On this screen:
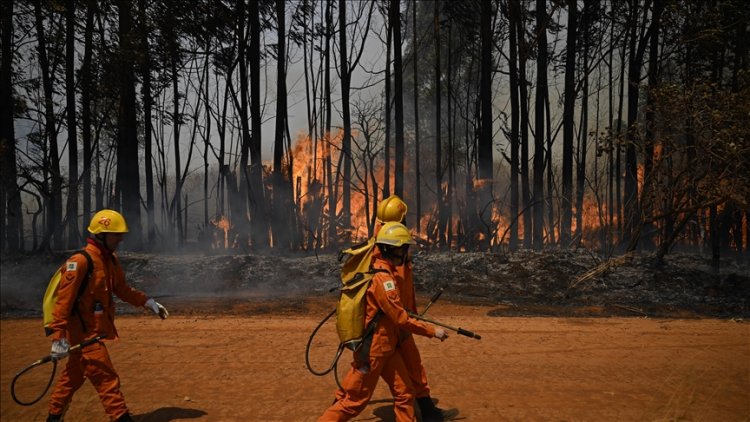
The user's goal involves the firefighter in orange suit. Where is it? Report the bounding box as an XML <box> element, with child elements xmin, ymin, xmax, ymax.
<box><xmin>46</xmin><ymin>209</ymin><xmax>168</xmax><ymax>422</ymax></box>
<box><xmin>319</xmin><ymin>222</ymin><xmax>448</xmax><ymax>422</ymax></box>
<box><xmin>374</xmin><ymin>195</ymin><xmax>447</xmax><ymax>421</ymax></box>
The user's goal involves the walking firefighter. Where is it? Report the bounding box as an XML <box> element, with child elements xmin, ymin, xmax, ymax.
<box><xmin>318</xmin><ymin>222</ymin><xmax>449</xmax><ymax>422</ymax></box>
<box><xmin>372</xmin><ymin>195</ymin><xmax>448</xmax><ymax>420</ymax></box>
<box><xmin>45</xmin><ymin>209</ymin><xmax>169</xmax><ymax>422</ymax></box>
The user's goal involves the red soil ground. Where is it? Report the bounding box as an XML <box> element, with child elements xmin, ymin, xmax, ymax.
<box><xmin>2</xmin><ymin>300</ymin><xmax>749</xmax><ymax>421</ymax></box>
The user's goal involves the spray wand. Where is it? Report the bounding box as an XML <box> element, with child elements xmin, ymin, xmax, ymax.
<box><xmin>420</xmin><ymin>287</ymin><xmax>444</xmax><ymax>316</ymax></box>
<box><xmin>409</xmin><ymin>312</ymin><xmax>482</xmax><ymax>340</ymax></box>
<box><xmin>412</xmin><ymin>287</ymin><xmax>482</xmax><ymax>340</ymax></box>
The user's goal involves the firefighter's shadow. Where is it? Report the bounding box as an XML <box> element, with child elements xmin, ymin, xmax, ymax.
<box><xmin>372</xmin><ymin>400</ymin><xmax>462</xmax><ymax>421</ymax></box>
<box><xmin>371</xmin><ymin>401</ymin><xmax>398</xmax><ymax>422</ymax></box>
<box><xmin>133</xmin><ymin>407</ymin><xmax>207</xmax><ymax>421</ymax></box>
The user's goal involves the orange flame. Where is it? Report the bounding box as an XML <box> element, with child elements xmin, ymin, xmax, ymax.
<box><xmin>210</xmin><ymin>215</ymin><xmax>232</xmax><ymax>249</ymax></box>
<box><xmin>286</xmin><ymin>132</ymin><xmax>636</xmax><ymax>250</ymax></box>
<box><xmin>289</xmin><ymin>130</ymin><xmax>394</xmax><ymax>245</ymax></box>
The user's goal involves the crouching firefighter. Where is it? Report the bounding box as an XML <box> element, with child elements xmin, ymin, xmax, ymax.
<box><xmin>46</xmin><ymin>209</ymin><xmax>169</xmax><ymax>422</ymax></box>
<box><xmin>318</xmin><ymin>222</ymin><xmax>449</xmax><ymax>422</ymax></box>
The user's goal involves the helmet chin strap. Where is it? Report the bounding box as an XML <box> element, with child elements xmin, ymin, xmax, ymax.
<box><xmin>93</xmin><ymin>233</ymin><xmax>114</xmax><ymax>252</ymax></box>
<box><xmin>378</xmin><ymin>244</ymin><xmax>407</xmax><ymax>266</ymax></box>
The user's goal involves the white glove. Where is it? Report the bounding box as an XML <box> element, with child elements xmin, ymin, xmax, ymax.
<box><xmin>51</xmin><ymin>338</ymin><xmax>70</xmax><ymax>360</ymax></box>
<box><xmin>145</xmin><ymin>298</ymin><xmax>169</xmax><ymax>319</ymax></box>
<box><xmin>434</xmin><ymin>328</ymin><xmax>448</xmax><ymax>341</ymax></box>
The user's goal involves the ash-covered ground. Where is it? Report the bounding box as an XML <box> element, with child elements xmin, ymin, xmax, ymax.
<box><xmin>1</xmin><ymin>249</ymin><xmax>748</xmax><ymax>319</ymax></box>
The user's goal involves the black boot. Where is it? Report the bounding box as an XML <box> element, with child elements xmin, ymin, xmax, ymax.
<box><xmin>46</xmin><ymin>414</ymin><xmax>63</xmax><ymax>422</ymax></box>
<box><xmin>115</xmin><ymin>413</ymin><xmax>134</xmax><ymax>422</ymax></box>
<box><xmin>417</xmin><ymin>397</ymin><xmax>445</xmax><ymax>422</ymax></box>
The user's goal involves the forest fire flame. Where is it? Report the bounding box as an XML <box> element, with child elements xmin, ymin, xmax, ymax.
<box><xmin>211</xmin><ymin>215</ymin><xmax>232</xmax><ymax>249</ymax></box>
<box><xmin>282</xmin><ymin>132</ymin><xmax>744</xmax><ymax>251</ymax></box>
<box><xmin>290</xmin><ymin>130</ymin><xmax>392</xmax><ymax>244</ymax></box>
<box><xmin>287</xmin><ymin>130</ymin><xmax>618</xmax><ymax>249</ymax></box>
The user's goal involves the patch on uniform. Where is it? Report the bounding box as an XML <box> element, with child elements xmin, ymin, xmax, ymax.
<box><xmin>66</xmin><ymin>261</ymin><xmax>78</xmax><ymax>272</ymax></box>
<box><xmin>383</xmin><ymin>280</ymin><xmax>396</xmax><ymax>292</ymax></box>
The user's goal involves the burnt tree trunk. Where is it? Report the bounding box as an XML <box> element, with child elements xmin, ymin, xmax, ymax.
<box><xmin>116</xmin><ymin>0</ymin><xmax>142</xmax><ymax>249</ymax></box>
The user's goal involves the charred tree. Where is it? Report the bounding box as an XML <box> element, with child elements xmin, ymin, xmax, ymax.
<box><xmin>392</xmin><ymin>0</ymin><xmax>405</xmax><ymax>198</ymax></box>
<box><xmin>615</xmin><ymin>13</ymin><xmax>628</xmax><ymax>242</ymax></box>
<box><xmin>516</xmin><ymin>0</ymin><xmax>532</xmax><ymax>249</ymax></box>
<box><xmin>477</xmin><ymin>0</ymin><xmax>494</xmax><ymax>249</ymax></box>
<box><xmin>575</xmin><ymin>0</ymin><xmax>596</xmax><ymax>245</ymax></box>
<box><xmin>434</xmin><ymin>0</ymin><xmax>447</xmax><ymax>248</ymax></box>
<box><xmin>606</xmin><ymin>6</ymin><xmax>616</xmax><ymax>252</ymax></box>
<box><xmin>272</xmin><ymin>0</ymin><xmax>292</xmax><ymax>249</ymax></box>
<box><xmin>64</xmin><ymin>0</ymin><xmax>80</xmax><ymax>248</ymax></box>
<box><xmin>202</xmin><ymin>35</ymin><xmax>210</xmax><ymax>233</ymax></box>
<box><xmin>532</xmin><ymin>0</ymin><xmax>548</xmax><ymax>250</ymax></box>
<box><xmin>445</xmin><ymin>20</ymin><xmax>455</xmax><ymax>249</ymax></box>
<box><xmin>642</xmin><ymin>0</ymin><xmax>664</xmax><ymax>251</ymax></box>
<box><xmin>238</xmin><ymin>0</ymin><xmax>252</xmax><ymax>248</ymax></box>
<box><xmin>137</xmin><ymin>0</ymin><xmax>156</xmax><ymax>244</ymax></box>
<box><xmin>507</xmin><ymin>0</ymin><xmax>521</xmax><ymax>251</ymax></box>
<box><xmin>80</xmin><ymin>0</ymin><xmax>96</xmax><ymax>240</ymax></box>
<box><xmin>412</xmin><ymin>0</ymin><xmax>422</xmax><ymax>233</ymax></box>
<box><xmin>338</xmin><ymin>0</ymin><xmax>352</xmax><ymax>236</ymax></box>
<box><xmin>324</xmin><ymin>0</ymin><xmax>335</xmax><ymax>248</ymax></box>
<box><xmin>383</xmin><ymin>6</ymin><xmax>391</xmax><ymax>198</ymax></box>
<box><xmin>1</xmin><ymin>0</ymin><xmax>22</xmax><ymax>251</ymax></box>
<box><xmin>166</xmin><ymin>0</ymin><xmax>184</xmax><ymax>246</ymax></box>
<box><xmin>249</xmin><ymin>0</ymin><xmax>269</xmax><ymax>249</ymax></box>
<box><xmin>561</xmin><ymin>0</ymin><xmax>577</xmax><ymax>247</ymax></box>
<box><xmin>116</xmin><ymin>0</ymin><xmax>142</xmax><ymax>249</ymax></box>
<box><xmin>622</xmin><ymin>0</ymin><xmax>651</xmax><ymax>251</ymax></box>
<box><xmin>34</xmin><ymin>0</ymin><xmax>63</xmax><ymax>250</ymax></box>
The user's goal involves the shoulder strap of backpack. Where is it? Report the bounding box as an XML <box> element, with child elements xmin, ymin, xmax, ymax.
<box><xmin>74</xmin><ymin>250</ymin><xmax>94</xmax><ymax>303</ymax></box>
<box><xmin>70</xmin><ymin>250</ymin><xmax>94</xmax><ymax>333</ymax></box>
<box><xmin>364</xmin><ymin>268</ymin><xmax>388</xmax><ymax>279</ymax></box>
<box><xmin>353</xmin><ymin>268</ymin><xmax>389</xmax><ymax>358</ymax></box>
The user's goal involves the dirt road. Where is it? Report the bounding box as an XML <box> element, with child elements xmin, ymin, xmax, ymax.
<box><xmin>2</xmin><ymin>302</ymin><xmax>748</xmax><ymax>421</ymax></box>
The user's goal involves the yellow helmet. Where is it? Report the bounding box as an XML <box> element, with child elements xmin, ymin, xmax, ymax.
<box><xmin>375</xmin><ymin>222</ymin><xmax>415</xmax><ymax>247</ymax></box>
<box><xmin>88</xmin><ymin>209</ymin><xmax>129</xmax><ymax>234</ymax></box>
<box><xmin>376</xmin><ymin>195</ymin><xmax>408</xmax><ymax>223</ymax></box>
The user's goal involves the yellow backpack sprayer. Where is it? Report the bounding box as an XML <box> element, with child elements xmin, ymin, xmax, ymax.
<box><xmin>12</xmin><ymin>250</ymin><xmax>99</xmax><ymax>406</ymax></box>
<box><xmin>305</xmin><ymin>242</ymin><xmax>481</xmax><ymax>388</ymax></box>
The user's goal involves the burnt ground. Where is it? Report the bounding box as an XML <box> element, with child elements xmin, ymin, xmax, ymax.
<box><xmin>1</xmin><ymin>249</ymin><xmax>748</xmax><ymax>319</ymax></box>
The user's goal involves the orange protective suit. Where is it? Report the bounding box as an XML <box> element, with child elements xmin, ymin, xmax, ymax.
<box><xmin>372</xmin><ymin>224</ymin><xmax>432</xmax><ymax>400</ymax></box>
<box><xmin>47</xmin><ymin>239</ymin><xmax>148</xmax><ymax>420</ymax></box>
<box><xmin>319</xmin><ymin>256</ymin><xmax>437</xmax><ymax>422</ymax></box>
<box><xmin>392</xmin><ymin>257</ymin><xmax>433</xmax><ymax>399</ymax></box>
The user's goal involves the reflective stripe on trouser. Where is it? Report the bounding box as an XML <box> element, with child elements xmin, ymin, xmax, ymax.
<box><xmin>48</xmin><ymin>342</ymin><xmax>128</xmax><ymax>420</ymax></box>
<box><xmin>321</xmin><ymin>352</ymin><xmax>415</xmax><ymax>422</ymax></box>
<box><xmin>398</xmin><ymin>334</ymin><xmax>431</xmax><ymax>398</ymax></box>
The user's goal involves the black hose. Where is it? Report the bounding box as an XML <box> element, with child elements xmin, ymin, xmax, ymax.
<box><xmin>11</xmin><ymin>336</ymin><xmax>103</xmax><ymax>406</ymax></box>
<box><xmin>305</xmin><ymin>308</ymin><xmax>345</xmax><ymax>377</ymax></box>
<box><xmin>11</xmin><ymin>357</ymin><xmax>57</xmax><ymax>406</ymax></box>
